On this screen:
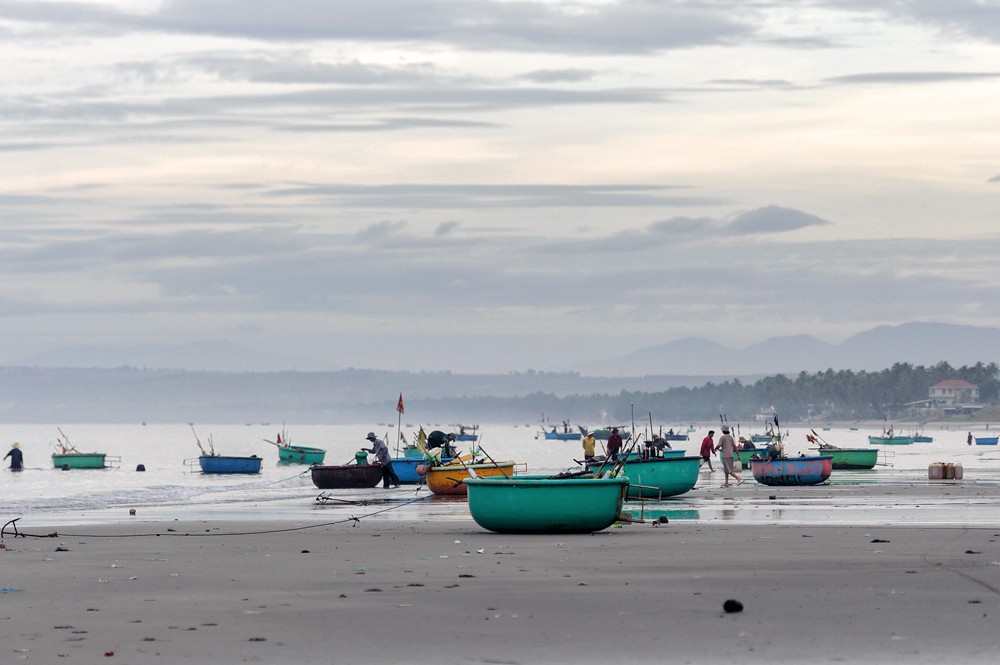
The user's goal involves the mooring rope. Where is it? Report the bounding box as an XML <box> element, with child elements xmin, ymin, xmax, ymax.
<box><xmin>2</xmin><ymin>493</ymin><xmax>436</xmax><ymax>540</ymax></box>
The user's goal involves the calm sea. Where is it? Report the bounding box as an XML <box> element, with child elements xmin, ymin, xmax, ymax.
<box><xmin>3</xmin><ymin>423</ymin><xmax>999</xmax><ymax>528</ymax></box>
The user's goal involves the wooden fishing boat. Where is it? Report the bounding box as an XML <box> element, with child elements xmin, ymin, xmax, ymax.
<box><xmin>811</xmin><ymin>447</ymin><xmax>878</xmax><ymax>470</ymax></box>
<box><xmin>276</xmin><ymin>444</ymin><xmax>326</xmax><ymax>465</ymax></box>
<box><xmin>664</xmin><ymin>432</ymin><xmax>689</xmax><ymax>442</ymax></box>
<box><xmin>867</xmin><ymin>435</ymin><xmax>913</xmax><ymax>445</ymax></box>
<box><xmin>455</xmin><ymin>425</ymin><xmax>479</xmax><ymax>442</ymax></box>
<box><xmin>310</xmin><ymin>464</ymin><xmax>383</xmax><ymax>489</ymax></box>
<box><xmin>975</xmin><ymin>436</ymin><xmax>999</xmax><ymax>445</ymax></box>
<box><xmin>199</xmin><ymin>455</ymin><xmax>262</xmax><ymax>474</ymax></box>
<box><xmin>52</xmin><ymin>452</ymin><xmax>108</xmax><ymax>469</ymax></box>
<box><xmin>911</xmin><ymin>434</ymin><xmax>934</xmax><ymax>443</ymax></box>
<box><xmin>588</xmin><ymin>456</ymin><xmax>700</xmax><ymax>499</ymax></box>
<box><xmin>750</xmin><ymin>455</ymin><xmax>833</xmax><ymax>486</ymax></box>
<box><xmin>425</xmin><ymin>460</ymin><xmax>517</xmax><ymax>496</ymax></box>
<box><xmin>464</xmin><ymin>474</ymin><xmax>628</xmax><ymax>533</ymax></box>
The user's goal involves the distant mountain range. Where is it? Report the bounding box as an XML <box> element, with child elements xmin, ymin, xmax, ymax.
<box><xmin>7</xmin><ymin>322</ymin><xmax>1000</xmax><ymax>378</ymax></box>
<box><xmin>573</xmin><ymin>322</ymin><xmax>1000</xmax><ymax>376</ymax></box>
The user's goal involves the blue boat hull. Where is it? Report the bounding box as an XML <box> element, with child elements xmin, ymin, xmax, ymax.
<box><xmin>391</xmin><ymin>456</ymin><xmax>455</xmax><ymax>484</ymax></box>
<box><xmin>199</xmin><ymin>455</ymin><xmax>262</xmax><ymax>474</ymax></box>
<box><xmin>750</xmin><ymin>455</ymin><xmax>833</xmax><ymax>486</ymax></box>
<box><xmin>975</xmin><ymin>437</ymin><xmax>998</xmax><ymax>445</ymax></box>
<box><xmin>544</xmin><ymin>431</ymin><xmax>582</xmax><ymax>440</ymax></box>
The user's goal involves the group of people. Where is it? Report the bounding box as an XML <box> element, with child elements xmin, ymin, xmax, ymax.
<box><xmin>581</xmin><ymin>427</ymin><xmax>625</xmax><ymax>463</ymax></box>
<box><xmin>699</xmin><ymin>426</ymin><xmax>744</xmax><ymax>487</ymax></box>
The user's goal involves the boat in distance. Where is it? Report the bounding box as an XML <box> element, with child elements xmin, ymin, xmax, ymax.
<box><xmin>868</xmin><ymin>435</ymin><xmax>913</xmax><ymax>445</ymax></box>
<box><xmin>52</xmin><ymin>452</ymin><xmax>110</xmax><ymax>470</ymax></box>
<box><xmin>542</xmin><ymin>428</ymin><xmax>582</xmax><ymax>441</ymax></box>
<box><xmin>277</xmin><ymin>445</ymin><xmax>326</xmax><ymax>465</ymax></box>
<box><xmin>464</xmin><ymin>474</ymin><xmax>628</xmax><ymax>534</ymax></box>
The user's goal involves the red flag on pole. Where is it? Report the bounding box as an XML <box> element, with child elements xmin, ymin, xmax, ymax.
<box><xmin>396</xmin><ymin>393</ymin><xmax>405</xmax><ymax>414</ymax></box>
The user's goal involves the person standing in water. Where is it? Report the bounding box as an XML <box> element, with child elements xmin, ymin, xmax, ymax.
<box><xmin>5</xmin><ymin>442</ymin><xmax>23</xmax><ymax>470</ymax></box>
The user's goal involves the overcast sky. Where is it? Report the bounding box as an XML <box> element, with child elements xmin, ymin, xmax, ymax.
<box><xmin>2</xmin><ymin>0</ymin><xmax>999</xmax><ymax>373</ymax></box>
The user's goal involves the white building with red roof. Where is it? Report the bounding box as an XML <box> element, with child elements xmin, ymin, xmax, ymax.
<box><xmin>929</xmin><ymin>379</ymin><xmax>980</xmax><ymax>407</ymax></box>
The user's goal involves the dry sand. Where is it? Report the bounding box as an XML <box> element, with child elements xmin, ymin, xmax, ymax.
<box><xmin>3</xmin><ymin>512</ymin><xmax>1000</xmax><ymax>665</ymax></box>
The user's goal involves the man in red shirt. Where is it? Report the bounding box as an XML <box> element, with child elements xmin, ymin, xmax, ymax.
<box><xmin>700</xmin><ymin>430</ymin><xmax>716</xmax><ymax>471</ymax></box>
<box><xmin>606</xmin><ymin>427</ymin><xmax>623</xmax><ymax>460</ymax></box>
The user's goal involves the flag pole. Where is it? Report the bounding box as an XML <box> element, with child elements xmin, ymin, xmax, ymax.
<box><xmin>395</xmin><ymin>393</ymin><xmax>405</xmax><ymax>456</ymax></box>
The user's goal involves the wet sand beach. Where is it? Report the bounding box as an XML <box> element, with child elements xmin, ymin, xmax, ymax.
<box><xmin>4</xmin><ymin>481</ymin><xmax>1000</xmax><ymax>665</ymax></box>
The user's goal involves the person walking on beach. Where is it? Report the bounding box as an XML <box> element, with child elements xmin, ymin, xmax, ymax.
<box><xmin>362</xmin><ymin>432</ymin><xmax>400</xmax><ymax>488</ymax></box>
<box><xmin>582</xmin><ymin>431</ymin><xmax>596</xmax><ymax>462</ymax></box>
<box><xmin>719</xmin><ymin>426</ymin><xmax>743</xmax><ymax>487</ymax></box>
<box><xmin>968</xmin><ymin>432</ymin><xmax>973</xmax><ymax>445</ymax></box>
<box><xmin>606</xmin><ymin>427</ymin><xmax>623</xmax><ymax>461</ymax></box>
<box><xmin>4</xmin><ymin>442</ymin><xmax>23</xmax><ymax>470</ymax></box>
<box><xmin>700</xmin><ymin>430</ymin><xmax>716</xmax><ymax>471</ymax></box>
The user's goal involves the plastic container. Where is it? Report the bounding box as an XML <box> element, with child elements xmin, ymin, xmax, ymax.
<box><xmin>954</xmin><ymin>463</ymin><xmax>964</xmax><ymax>480</ymax></box>
<box><xmin>943</xmin><ymin>463</ymin><xmax>955</xmax><ymax>480</ymax></box>
<box><xmin>928</xmin><ymin>462</ymin><xmax>944</xmax><ymax>480</ymax></box>
<box><xmin>354</xmin><ymin>451</ymin><xmax>369</xmax><ymax>466</ymax></box>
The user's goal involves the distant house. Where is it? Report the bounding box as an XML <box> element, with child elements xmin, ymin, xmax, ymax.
<box><xmin>929</xmin><ymin>380</ymin><xmax>980</xmax><ymax>407</ymax></box>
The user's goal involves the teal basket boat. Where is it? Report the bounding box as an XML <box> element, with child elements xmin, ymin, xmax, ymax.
<box><xmin>52</xmin><ymin>452</ymin><xmax>110</xmax><ymax>469</ymax></box>
<box><xmin>812</xmin><ymin>447</ymin><xmax>878</xmax><ymax>470</ymax></box>
<box><xmin>277</xmin><ymin>445</ymin><xmax>326</xmax><ymax>465</ymax></box>
<box><xmin>587</xmin><ymin>455</ymin><xmax>700</xmax><ymax>499</ymax></box>
<box><xmin>464</xmin><ymin>474</ymin><xmax>627</xmax><ymax>534</ymax></box>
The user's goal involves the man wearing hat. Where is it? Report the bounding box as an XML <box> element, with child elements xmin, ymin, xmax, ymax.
<box><xmin>362</xmin><ymin>432</ymin><xmax>400</xmax><ymax>488</ymax></box>
<box><xmin>718</xmin><ymin>425</ymin><xmax>743</xmax><ymax>487</ymax></box>
<box><xmin>5</xmin><ymin>442</ymin><xmax>23</xmax><ymax>470</ymax></box>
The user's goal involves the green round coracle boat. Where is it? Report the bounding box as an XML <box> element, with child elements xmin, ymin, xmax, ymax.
<box><xmin>587</xmin><ymin>455</ymin><xmax>700</xmax><ymax>499</ymax></box>
<box><xmin>812</xmin><ymin>447</ymin><xmax>878</xmax><ymax>470</ymax></box>
<box><xmin>52</xmin><ymin>452</ymin><xmax>107</xmax><ymax>469</ymax></box>
<box><xmin>464</xmin><ymin>474</ymin><xmax>628</xmax><ymax>533</ymax></box>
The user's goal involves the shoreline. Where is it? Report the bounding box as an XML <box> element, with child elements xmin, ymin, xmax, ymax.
<box><xmin>3</xmin><ymin>517</ymin><xmax>1000</xmax><ymax>664</ymax></box>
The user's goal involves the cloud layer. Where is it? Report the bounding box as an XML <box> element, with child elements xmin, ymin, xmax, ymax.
<box><xmin>1</xmin><ymin>1</ymin><xmax>999</xmax><ymax>372</ymax></box>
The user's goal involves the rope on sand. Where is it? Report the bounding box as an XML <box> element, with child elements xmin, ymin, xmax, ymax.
<box><xmin>2</xmin><ymin>494</ymin><xmax>436</xmax><ymax>540</ymax></box>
